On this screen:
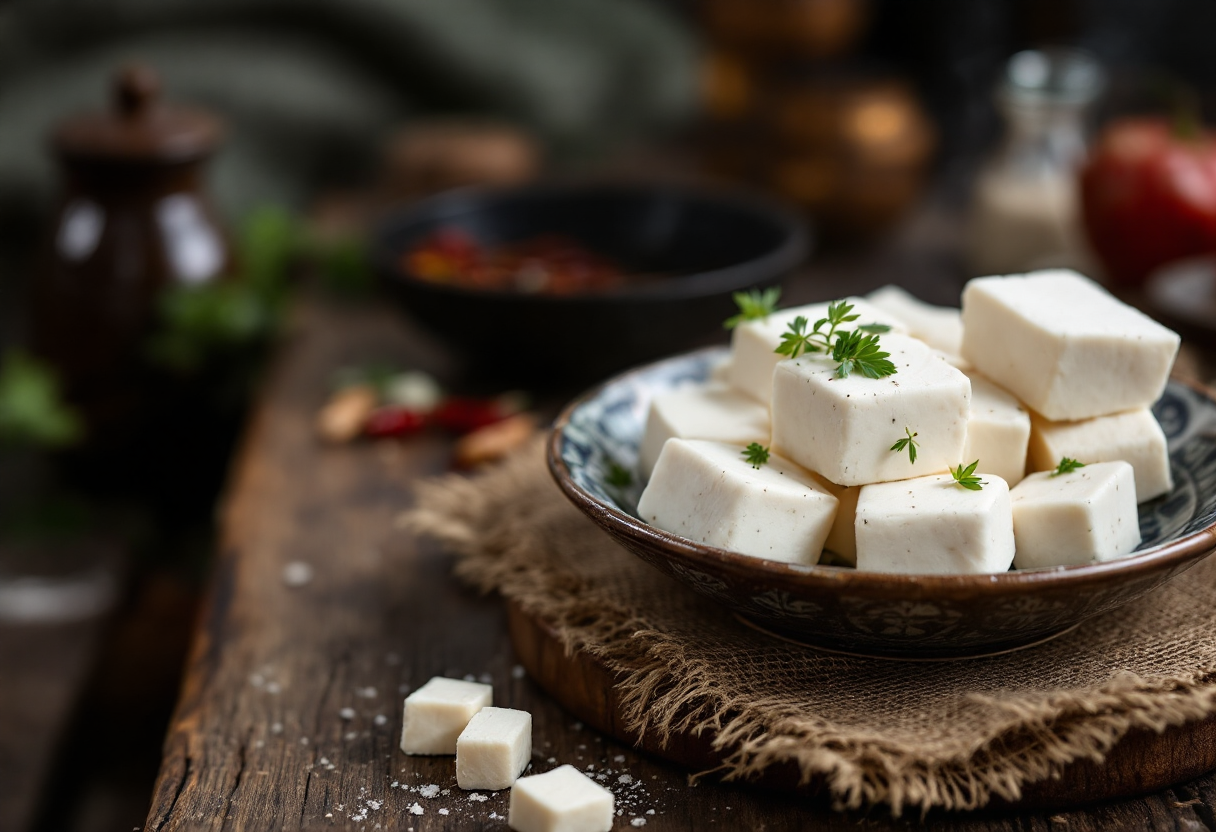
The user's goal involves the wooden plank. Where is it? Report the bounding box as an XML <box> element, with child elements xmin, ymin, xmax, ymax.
<box><xmin>144</xmin><ymin>299</ymin><xmax>1216</xmax><ymax>831</ymax></box>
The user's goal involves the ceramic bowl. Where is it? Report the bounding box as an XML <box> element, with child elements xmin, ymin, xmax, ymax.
<box><xmin>547</xmin><ymin>347</ymin><xmax>1216</xmax><ymax>659</ymax></box>
<box><xmin>374</xmin><ymin>182</ymin><xmax>808</xmax><ymax>387</ymax></box>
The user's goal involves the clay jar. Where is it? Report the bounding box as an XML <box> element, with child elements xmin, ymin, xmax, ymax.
<box><xmin>32</xmin><ymin>65</ymin><xmax>229</xmax><ymax>445</ymax></box>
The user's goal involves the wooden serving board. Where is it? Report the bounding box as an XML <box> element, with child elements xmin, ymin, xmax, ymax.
<box><xmin>506</xmin><ymin>598</ymin><xmax>1216</xmax><ymax>812</ymax></box>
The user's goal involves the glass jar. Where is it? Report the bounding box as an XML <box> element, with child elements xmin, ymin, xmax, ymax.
<box><xmin>965</xmin><ymin>48</ymin><xmax>1105</xmax><ymax>276</ymax></box>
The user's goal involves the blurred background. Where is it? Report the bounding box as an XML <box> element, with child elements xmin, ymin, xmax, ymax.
<box><xmin>0</xmin><ymin>0</ymin><xmax>1213</xmax><ymax>829</ymax></box>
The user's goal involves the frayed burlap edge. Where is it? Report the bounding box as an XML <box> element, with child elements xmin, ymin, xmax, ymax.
<box><xmin>401</xmin><ymin>443</ymin><xmax>1216</xmax><ymax>815</ymax></box>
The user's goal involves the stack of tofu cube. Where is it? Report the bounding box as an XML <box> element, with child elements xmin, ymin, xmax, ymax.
<box><xmin>637</xmin><ymin>270</ymin><xmax>1180</xmax><ymax>573</ymax></box>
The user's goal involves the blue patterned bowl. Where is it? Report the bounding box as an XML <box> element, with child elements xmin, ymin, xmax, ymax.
<box><xmin>547</xmin><ymin>347</ymin><xmax>1216</xmax><ymax>658</ymax></box>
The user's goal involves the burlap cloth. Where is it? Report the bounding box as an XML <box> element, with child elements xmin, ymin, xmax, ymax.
<box><xmin>403</xmin><ymin>441</ymin><xmax>1216</xmax><ymax>815</ymax></box>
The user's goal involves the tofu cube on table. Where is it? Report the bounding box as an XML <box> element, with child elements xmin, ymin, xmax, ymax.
<box><xmin>961</xmin><ymin>270</ymin><xmax>1180</xmax><ymax>422</ymax></box>
<box><xmin>400</xmin><ymin>676</ymin><xmax>492</xmax><ymax>755</ymax></box>
<box><xmin>637</xmin><ymin>439</ymin><xmax>838</xmax><ymax>566</ymax></box>
<box><xmin>638</xmin><ymin>382</ymin><xmax>770</xmax><ymax>478</ymax></box>
<box><xmin>855</xmin><ymin>473</ymin><xmax>1016</xmax><ymax>574</ymax></box>
<box><xmin>727</xmin><ymin>297</ymin><xmax>906</xmax><ymax>405</ymax></box>
<box><xmin>1011</xmin><ymin>461</ymin><xmax>1141</xmax><ymax>569</ymax></box>
<box><xmin>770</xmin><ymin>333</ymin><xmax>971</xmax><ymax>487</ymax></box>
<box><xmin>456</xmin><ymin>706</ymin><xmax>532</xmax><ymax>790</ymax></box>
<box><xmin>866</xmin><ymin>284</ymin><xmax>965</xmax><ymax>360</ymax></box>
<box><xmin>1027</xmin><ymin>408</ymin><xmax>1172</xmax><ymax>502</ymax></box>
<box><xmin>963</xmin><ymin>371</ymin><xmax>1031</xmax><ymax>487</ymax></box>
<box><xmin>508</xmin><ymin>765</ymin><xmax>614</xmax><ymax>832</ymax></box>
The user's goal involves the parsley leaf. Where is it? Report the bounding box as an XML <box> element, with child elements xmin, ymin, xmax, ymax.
<box><xmin>742</xmin><ymin>442</ymin><xmax>770</xmax><ymax>469</ymax></box>
<box><xmin>1051</xmin><ymin>457</ymin><xmax>1087</xmax><ymax>477</ymax></box>
<box><xmin>605</xmin><ymin>461</ymin><xmax>633</xmax><ymax>488</ymax></box>
<box><xmin>724</xmin><ymin>287</ymin><xmax>782</xmax><ymax>329</ymax></box>
<box><xmin>950</xmin><ymin>460</ymin><xmax>986</xmax><ymax>491</ymax></box>
<box><xmin>890</xmin><ymin>427</ymin><xmax>918</xmax><ymax>464</ymax></box>
<box><xmin>831</xmin><ymin>330</ymin><xmax>896</xmax><ymax>379</ymax></box>
<box><xmin>856</xmin><ymin>323</ymin><xmax>892</xmax><ymax>334</ymax></box>
<box><xmin>774</xmin><ymin>316</ymin><xmax>822</xmax><ymax>359</ymax></box>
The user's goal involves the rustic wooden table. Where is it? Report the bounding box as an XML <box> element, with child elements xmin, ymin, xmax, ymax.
<box><xmin>144</xmin><ymin>243</ymin><xmax>1216</xmax><ymax>831</ymax></box>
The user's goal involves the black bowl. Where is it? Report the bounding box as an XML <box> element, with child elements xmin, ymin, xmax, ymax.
<box><xmin>374</xmin><ymin>181</ymin><xmax>809</xmax><ymax>386</ymax></box>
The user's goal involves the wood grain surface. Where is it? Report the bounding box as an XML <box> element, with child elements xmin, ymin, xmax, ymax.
<box><xmin>143</xmin><ymin>299</ymin><xmax>1216</xmax><ymax>831</ymax></box>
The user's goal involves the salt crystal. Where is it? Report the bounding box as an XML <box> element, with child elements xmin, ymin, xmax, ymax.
<box><xmin>409</xmin><ymin>803</ymin><xmax>424</xmax><ymax>816</ymax></box>
<box><xmin>439</xmin><ymin>808</ymin><xmax>449</xmax><ymax>816</ymax></box>
<box><xmin>463</xmin><ymin>673</ymin><xmax>477</xmax><ymax>682</ymax></box>
<box><xmin>546</xmin><ymin>757</ymin><xmax>556</xmax><ymax>764</ymax></box>
<box><xmin>468</xmin><ymin>793</ymin><xmax>489</xmax><ymax>802</ymax></box>
<box><xmin>618</xmin><ymin>774</ymin><xmax>634</xmax><ymax>785</ymax></box>
<box><xmin>511</xmin><ymin>665</ymin><xmax>526</xmax><ymax>680</ymax></box>
<box><xmin>345</xmin><ymin>731</ymin><xmax>357</xmax><ymax>740</ymax></box>
<box><xmin>631</xmin><ymin>819</ymin><xmax>647</xmax><ymax>827</ymax></box>
<box><xmin>271</xmin><ymin>722</ymin><xmax>283</xmax><ymax>734</ymax></box>
<box><xmin>647</xmin><ymin>809</ymin><xmax>655</xmax><ymax>815</ymax></box>
<box><xmin>477</xmin><ymin>672</ymin><xmax>493</xmax><ymax>684</ymax></box>
<box><xmin>357</xmin><ymin>686</ymin><xmax>378</xmax><ymax>698</ymax></box>
<box><xmin>339</xmin><ymin>707</ymin><xmax>356</xmax><ymax>720</ymax></box>
<box><xmin>391</xmin><ymin>780</ymin><xmax>399</xmax><ymax>788</ymax></box>
<box><xmin>614</xmin><ymin>755</ymin><xmax>625</xmax><ymax>763</ymax></box>
<box><xmin>418</xmin><ymin>784</ymin><xmax>440</xmax><ymax>798</ymax></box>
<box><xmin>367</xmin><ymin>800</ymin><xmax>381</xmax><ymax>811</ymax></box>
<box><xmin>282</xmin><ymin>561</ymin><xmax>314</xmax><ymax>587</ymax></box>
<box><xmin>374</xmin><ymin>714</ymin><xmax>388</xmax><ymax>727</ymax></box>
<box><xmin>265</xmin><ymin>682</ymin><xmax>281</xmax><ymax>695</ymax></box>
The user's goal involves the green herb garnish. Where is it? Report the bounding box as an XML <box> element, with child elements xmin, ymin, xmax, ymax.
<box><xmin>950</xmin><ymin>460</ymin><xmax>986</xmax><ymax>491</ymax></box>
<box><xmin>724</xmin><ymin>287</ymin><xmax>782</xmax><ymax>329</ymax></box>
<box><xmin>0</xmin><ymin>350</ymin><xmax>83</xmax><ymax>448</ymax></box>
<box><xmin>606</xmin><ymin>462</ymin><xmax>633</xmax><ymax>488</ymax></box>
<box><xmin>1051</xmin><ymin>457</ymin><xmax>1087</xmax><ymax>477</ymax></box>
<box><xmin>890</xmin><ymin>427</ymin><xmax>919</xmax><ymax>464</ymax></box>
<box><xmin>742</xmin><ymin>442</ymin><xmax>770</xmax><ymax>469</ymax></box>
<box><xmin>773</xmin><ymin>300</ymin><xmax>896</xmax><ymax>379</ymax></box>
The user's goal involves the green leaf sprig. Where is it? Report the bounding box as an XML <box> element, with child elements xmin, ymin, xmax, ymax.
<box><xmin>724</xmin><ymin>287</ymin><xmax>781</xmax><ymax>329</ymax></box>
<box><xmin>773</xmin><ymin>300</ymin><xmax>895</xmax><ymax>379</ymax></box>
<box><xmin>1051</xmin><ymin>457</ymin><xmax>1087</xmax><ymax>477</ymax></box>
<box><xmin>606</xmin><ymin>461</ymin><xmax>633</xmax><ymax>488</ymax></box>
<box><xmin>950</xmin><ymin>460</ymin><xmax>986</xmax><ymax>491</ymax></box>
<box><xmin>742</xmin><ymin>442</ymin><xmax>770</xmax><ymax>469</ymax></box>
<box><xmin>890</xmin><ymin>427</ymin><xmax>918</xmax><ymax>464</ymax></box>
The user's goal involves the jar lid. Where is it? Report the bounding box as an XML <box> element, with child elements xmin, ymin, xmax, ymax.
<box><xmin>52</xmin><ymin>64</ymin><xmax>223</xmax><ymax>164</ymax></box>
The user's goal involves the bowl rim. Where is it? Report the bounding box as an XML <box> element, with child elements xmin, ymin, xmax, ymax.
<box><xmin>373</xmin><ymin>179</ymin><xmax>812</xmax><ymax>303</ymax></box>
<box><xmin>546</xmin><ymin>347</ymin><xmax>1216</xmax><ymax>597</ymax></box>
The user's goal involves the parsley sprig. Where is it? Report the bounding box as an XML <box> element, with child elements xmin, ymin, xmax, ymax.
<box><xmin>605</xmin><ymin>461</ymin><xmax>633</xmax><ymax>488</ymax></box>
<box><xmin>890</xmin><ymin>427</ymin><xmax>919</xmax><ymax>464</ymax></box>
<box><xmin>950</xmin><ymin>460</ymin><xmax>986</xmax><ymax>491</ymax></box>
<box><xmin>773</xmin><ymin>300</ymin><xmax>895</xmax><ymax>379</ymax></box>
<box><xmin>724</xmin><ymin>287</ymin><xmax>781</xmax><ymax>329</ymax></box>
<box><xmin>1051</xmin><ymin>457</ymin><xmax>1086</xmax><ymax>477</ymax></box>
<box><xmin>742</xmin><ymin>442</ymin><xmax>770</xmax><ymax>469</ymax></box>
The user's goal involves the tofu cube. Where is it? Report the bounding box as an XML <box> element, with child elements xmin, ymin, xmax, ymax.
<box><xmin>456</xmin><ymin>707</ymin><xmax>532</xmax><ymax>790</ymax></box>
<box><xmin>508</xmin><ymin>765</ymin><xmax>613</xmax><ymax>832</ymax></box>
<box><xmin>400</xmin><ymin>677</ymin><xmax>492</xmax><ymax>755</ymax></box>
<box><xmin>811</xmin><ymin>474</ymin><xmax>860</xmax><ymax>566</ymax></box>
<box><xmin>637</xmin><ymin>439</ymin><xmax>838</xmax><ymax>566</ymax></box>
<box><xmin>1011</xmin><ymin>462</ymin><xmax>1141</xmax><ymax>569</ymax></box>
<box><xmin>961</xmin><ymin>270</ymin><xmax>1180</xmax><ymax>421</ymax></box>
<box><xmin>963</xmin><ymin>371</ymin><xmax>1031</xmax><ymax>487</ymax></box>
<box><xmin>770</xmin><ymin>333</ymin><xmax>971</xmax><ymax>486</ymax></box>
<box><xmin>1027</xmin><ymin>408</ymin><xmax>1172</xmax><ymax>502</ymax></box>
<box><xmin>638</xmin><ymin>382</ymin><xmax>770</xmax><ymax>478</ymax></box>
<box><xmin>855</xmin><ymin>473</ymin><xmax>1016</xmax><ymax>574</ymax></box>
<box><xmin>727</xmin><ymin>297</ymin><xmax>906</xmax><ymax>405</ymax></box>
<box><xmin>866</xmin><ymin>284</ymin><xmax>964</xmax><ymax>360</ymax></box>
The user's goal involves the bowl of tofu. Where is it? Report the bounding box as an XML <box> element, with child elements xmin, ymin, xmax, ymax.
<box><xmin>547</xmin><ymin>270</ymin><xmax>1216</xmax><ymax>659</ymax></box>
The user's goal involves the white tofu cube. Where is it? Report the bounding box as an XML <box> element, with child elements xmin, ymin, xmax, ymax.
<box><xmin>456</xmin><ymin>707</ymin><xmax>532</xmax><ymax>790</ymax></box>
<box><xmin>400</xmin><ymin>677</ymin><xmax>492</xmax><ymax>755</ymax></box>
<box><xmin>727</xmin><ymin>297</ymin><xmax>906</xmax><ymax>405</ymax></box>
<box><xmin>961</xmin><ymin>270</ymin><xmax>1180</xmax><ymax>421</ymax></box>
<box><xmin>770</xmin><ymin>333</ymin><xmax>971</xmax><ymax>486</ymax></box>
<box><xmin>855</xmin><ymin>473</ymin><xmax>1016</xmax><ymax>574</ymax></box>
<box><xmin>810</xmin><ymin>474</ymin><xmax>860</xmax><ymax>565</ymax></box>
<box><xmin>508</xmin><ymin>765</ymin><xmax>613</xmax><ymax>832</ymax></box>
<box><xmin>1027</xmin><ymin>408</ymin><xmax>1172</xmax><ymax>502</ymax></box>
<box><xmin>1011</xmin><ymin>462</ymin><xmax>1141</xmax><ymax>569</ymax></box>
<box><xmin>638</xmin><ymin>382</ymin><xmax>770</xmax><ymax>478</ymax></box>
<box><xmin>708</xmin><ymin>355</ymin><xmax>732</xmax><ymax>382</ymax></box>
<box><xmin>963</xmin><ymin>371</ymin><xmax>1031</xmax><ymax>487</ymax></box>
<box><xmin>866</xmin><ymin>284</ymin><xmax>964</xmax><ymax>359</ymax></box>
<box><xmin>637</xmin><ymin>439</ymin><xmax>838</xmax><ymax>565</ymax></box>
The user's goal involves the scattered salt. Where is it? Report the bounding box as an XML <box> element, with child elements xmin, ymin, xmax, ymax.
<box><xmin>618</xmin><ymin>774</ymin><xmax>634</xmax><ymax>785</ymax></box>
<box><xmin>409</xmin><ymin>803</ymin><xmax>424</xmax><ymax>816</ymax></box>
<box><xmin>614</xmin><ymin>755</ymin><xmax>626</xmax><ymax>763</ymax></box>
<box><xmin>438</xmin><ymin>808</ymin><xmax>449</xmax><ymax>816</ymax></box>
<box><xmin>468</xmin><ymin>793</ymin><xmax>488</xmax><ymax>802</ymax></box>
<box><xmin>270</xmin><ymin>722</ymin><xmax>283</xmax><ymax>735</ymax></box>
<box><xmin>344</xmin><ymin>731</ymin><xmax>357</xmax><ymax>740</ymax></box>
<box><xmin>477</xmin><ymin>672</ymin><xmax>493</xmax><ymax>684</ymax></box>
<box><xmin>265</xmin><ymin>682</ymin><xmax>281</xmax><ymax>695</ymax></box>
<box><xmin>463</xmin><ymin>673</ymin><xmax>477</xmax><ymax>682</ymax></box>
<box><xmin>646</xmin><ymin>809</ymin><xmax>655</xmax><ymax>815</ymax></box>
<box><xmin>339</xmin><ymin>707</ymin><xmax>356</xmax><ymax>720</ymax></box>
<box><xmin>366</xmin><ymin>800</ymin><xmax>381</xmax><ymax>811</ymax></box>
<box><xmin>631</xmin><ymin>819</ymin><xmax>647</xmax><ymax>827</ymax></box>
<box><xmin>357</xmin><ymin>686</ymin><xmax>378</xmax><ymax>698</ymax></box>
<box><xmin>418</xmin><ymin>784</ymin><xmax>440</xmax><ymax>798</ymax></box>
<box><xmin>374</xmin><ymin>714</ymin><xmax>388</xmax><ymax>727</ymax></box>
<box><xmin>511</xmin><ymin>665</ymin><xmax>526</xmax><ymax>680</ymax></box>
